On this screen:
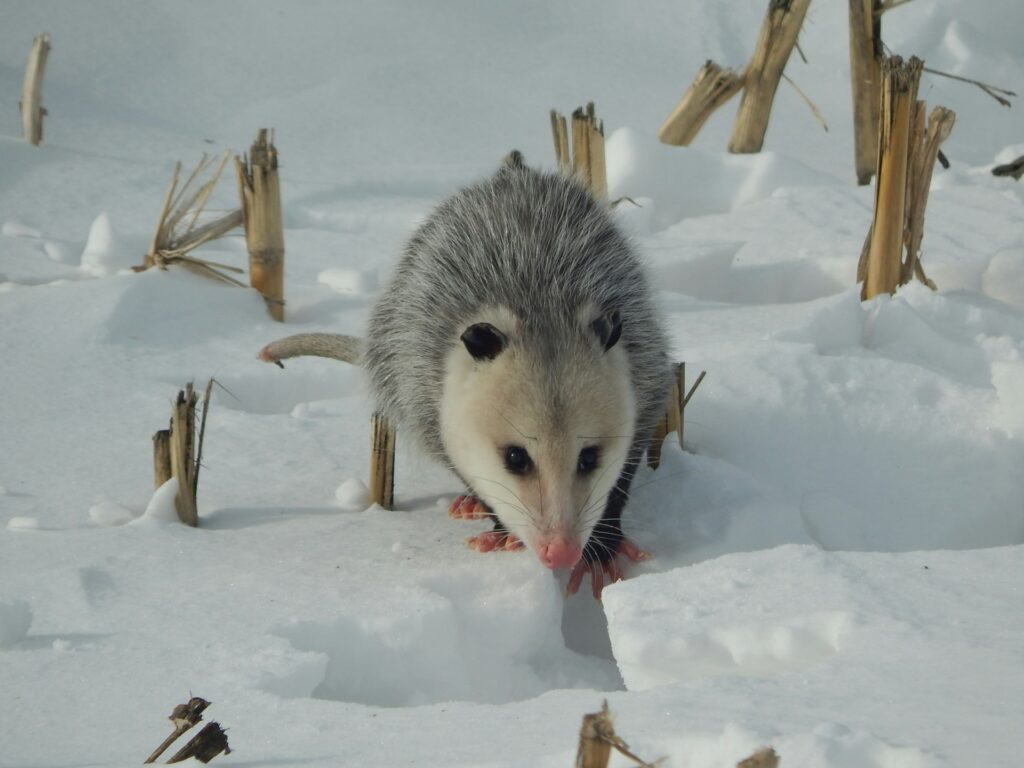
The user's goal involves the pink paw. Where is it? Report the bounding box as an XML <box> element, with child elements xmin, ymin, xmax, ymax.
<box><xmin>566</xmin><ymin>537</ymin><xmax>649</xmax><ymax>599</ymax></box>
<box><xmin>448</xmin><ymin>494</ymin><xmax>491</xmax><ymax>520</ymax></box>
<box><xmin>466</xmin><ymin>529</ymin><xmax>525</xmax><ymax>553</ymax></box>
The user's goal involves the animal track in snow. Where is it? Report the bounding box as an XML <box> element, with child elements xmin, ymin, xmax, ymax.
<box><xmin>265</xmin><ymin>572</ymin><xmax>622</xmax><ymax>707</ymax></box>
<box><xmin>611</xmin><ymin>611</ymin><xmax>852</xmax><ymax>690</ymax></box>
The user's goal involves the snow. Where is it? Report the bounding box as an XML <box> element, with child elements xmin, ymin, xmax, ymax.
<box><xmin>0</xmin><ymin>598</ymin><xmax>32</xmax><ymax>647</ymax></box>
<box><xmin>2</xmin><ymin>1</ymin><xmax>1024</xmax><ymax>767</ymax></box>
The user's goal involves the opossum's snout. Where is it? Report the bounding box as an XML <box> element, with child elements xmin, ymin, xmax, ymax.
<box><xmin>537</xmin><ymin>534</ymin><xmax>583</xmax><ymax>569</ymax></box>
<box><xmin>497</xmin><ymin>442</ymin><xmax>596</xmax><ymax>569</ymax></box>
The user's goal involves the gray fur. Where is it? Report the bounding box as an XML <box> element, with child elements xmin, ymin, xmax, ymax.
<box><xmin>363</xmin><ymin>161</ymin><xmax>671</xmax><ymax>467</ymax></box>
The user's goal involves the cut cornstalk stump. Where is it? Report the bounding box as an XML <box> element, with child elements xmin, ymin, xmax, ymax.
<box><xmin>859</xmin><ymin>55</ymin><xmax>920</xmax><ymax>298</ymax></box>
<box><xmin>144</xmin><ymin>696</ymin><xmax>210</xmax><ymax>764</ymax></box>
<box><xmin>992</xmin><ymin>155</ymin><xmax>1024</xmax><ymax>180</ymax></box>
<box><xmin>647</xmin><ymin>362</ymin><xmax>706</xmax><ymax>469</ymax></box>
<box><xmin>679</xmin><ymin>363</ymin><xmax>707</xmax><ymax>451</ymax></box>
<box><xmin>167</xmin><ymin>721</ymin><xmax>230</xmax><ymax>764</ymax></box>
<box><xmin>237</xmin><ymin>129</ymin><xmax>285</xmax><ymax>321</ymax></box>
<box><xmin>858</xmin><ymin>56</ymin><xmax>954</xmax><ymax>301</ymax></box>
<box><xmin>572</xmin><ymin>108</ymin><xmax>594</xmax><ymax>190</ymax></box>
<box><xmin>902</xmin><ymin>105</ymin><xmax>954</xmax><ymax>288</ymax></box>
<box><xmin>169</xmin><ymin>385</ymin><xmax>200</xmax><ymax>527</ymax></box>
<box><xmin>151</xmin><ymin>381</ymin><xmax>214</xmax><ymax>527</ymax></box>
<box><xmin>550</xmin><ymin>110</ymin><xmax>572</xmax><ymax>173</ymax></box>
<box><xmin>737</xmin><ymin>746</ymin><xmax>781</xmax><ymax>768</ymax></box>
<box><xmin>728</xmin><ymin>0</ymin><xmax>813</xmax><ymax>154</ymax></box>
<box><xmin>369</xmin><ymin>412</ymin><xmax>396</xmax><ymax>510</ymax></box>
<box><xmin>665</xmin><ymin>363</ymin><xmax>683</xmax><ymax>444</ymax></box>
<box><xmin>848</xmin><ymin>0</ymin><xmax>883</xmax><ymax>184</ymax></box>
<box><xmin>658</xmin><ymin>60</ymin><xmax>745</xmax><ymax>146</ymax></box>
<box><xmin>552</xmin><ymin>104</ymin><xmax>607</xmax><ymax>200</ymax></box>
<box><xmin>575</xmin><ymin>700</ymin><xmax>659</xmax><ymax>768</ymax></box>
<box><xmin>588</xmin><ymin>113</ymin><xmax>608</xmax><ymax>201</ymax></box>
<box><xmin>153</xmin><ymin>430</ymin><xmax>172</xmax><ymax>489</ymax></box>
<box><xmin>20</xmin><ymin>33</ymin><xmax>51</xmax><ymax>146</ymax></box>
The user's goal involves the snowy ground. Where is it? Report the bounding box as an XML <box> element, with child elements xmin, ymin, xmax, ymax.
<box><xmin>2</xmin><ymin>2</ymin><xmax>1024</xmax><ymax>767</ymax></box>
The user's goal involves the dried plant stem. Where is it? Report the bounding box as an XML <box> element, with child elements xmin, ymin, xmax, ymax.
<box><xmin>729</xmin><ymin>0</ymin><xmax>813</xmax><ymax>153</ymax></box>
<box><xmin>144</xmin><ymin>696</ymin><xmax>210</xmax><ymax>764</ymax></box>
<box><xmin>658</xmin><ymin>60</ymin><xmax>745</xmax><ymax>146</ymax></box>
<box><xmin>575</xmin><ymin>701</ymin><xmax>659</xmax><ymax>768</ymax></box>
<box><xmin>142</xmin><ymin>152</ymin><xmax>244</xmax><ymax>280</ymax></box>
<box><xmin>153</xmin><ymin>430</ymin><xmax>172</xmax><ymax>489</ymax></box>
<box><xmin>922</xmin><ymin>65</ymin><xmax>1015</xmax><ymax>107</ymax></box>
<box><xmin>737</xmin><ymin>747</ymin><xmax>781</xmax><ymax>768</ymax></box>
<box><xmin>781</xmin><ymin>72</ymin><xmax>829</xmax><ymax>132</ymax></box>
<box><xmin>552</xmin><ymin>104</ymin><xmax>607</xmax><ymax>200</ymax></box>
<box><xmin>861</xmin><ymin>56</ymin><xmax>921</xmax><ymax>299</ymax></box>
<box><xmin>169</xmin><ymin>384</ymin><xmax>199</xmax><ymax>527</ymax></box>
<box><xmin>20</xmin><ymin>33</ymin><xmax>51</xmax><ymax>145</ymax></box>
<box><xmin>167</xmin><ymin>722</ymin><xmax>230</xmax><ymax>763</ymax></box>
<box><xmin>992</xmin><ymin>155</ymin><xmax>1024</xmax><ymax>180</ymax></box>
<box><xmin>550</xmin><ymin>110</ymin><xmax>572</xmax><ymax>173</ymax></box>
<box><xmin>859</xmin><ymin>57</ymin><xmax>953</xmax><ymax>300</ymax></box>
<box><xmin>848</xmin><ymin>0</ymin><xmax>883</xmax><ymax>184</ymax></box>
<box><xmin>237</xmin><ymin>129</ymin><xmax>286</xmax><ymax>321</ymax></box>
<box><xmin>876</xmin><ymin>0</ymin><xmax>917</xmax><ymax>14</ymax></box>
<box><xmin>369</xmin><ymin>413</ymin><xmax>396</xmax><ymax>510</ymax></box>
<box><xmin>902</xmin><ymin>105</ymin><xmax>955</xmax><ymax>287</ymax></box>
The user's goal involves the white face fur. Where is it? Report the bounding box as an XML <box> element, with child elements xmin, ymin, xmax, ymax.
<box><xmin>439</xmin><ymin>307</ymin><xmax>637</xmax><ymax>567</ymax></box>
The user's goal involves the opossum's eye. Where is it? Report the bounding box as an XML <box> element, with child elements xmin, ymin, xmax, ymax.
<box><xmin>591</xmin><ymin>310</ymin><xmax>622</xmax><ymax>352</ymax></box>
<box><xmin>461</xmin><ymin>323</ymin><xmax>507</xmax><ymax>361</ymax></box>
<box><xmin>503</xmin><ymin>445</ymin><xmax>533</xmax><ymax>475</ymax></box>
<box><xmin>577</xmin><ymin>446</ymin><xmax>600</xmax><ymax>475</ymax></box>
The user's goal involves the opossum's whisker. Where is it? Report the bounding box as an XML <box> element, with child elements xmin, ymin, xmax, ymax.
<box><xmin>468</xmin><ymin>475</ymin><xmax>539</xmax><ymax>528</ymax></box>
<box><xmin>588</xmin><ymin>516</ymin><xmax>657</xmax><ymax>532</ymax></box>
<box><xmin>627</xmin><ymin>467</ymin><xmax>689</xmax><ymax>495</ymax></box>
<box><xmin>576</xmin><ymin>465</ymin><xmax>689</xmax><ymax>541</ymax></box>
<box><xmin>536</xmin><ymin>469</ymin><xmax>544</xmax><ymax>522</ymax></box>
<box><xmin>583</xmin><ymin>534</ymin><xmax>618</xmax><ymax>563</ymax></box>
<box><xmin>573</xmin><ymin>455</ymin><xmax>629</xmax><ymax>536</ymax></box>
<box><xmin>574</xmin><ymin>417</ymin><xmax>636</xmax><ymax>443</ymax></box>
<box><xmin>577</xmin><ymin>462</ymin><xmax>630</xmax><ymax>528</ymax></box>
<box><xmin>497</xmin><ymin>410</ymin><xmax>536</xmax><ymax>443</ymax></box>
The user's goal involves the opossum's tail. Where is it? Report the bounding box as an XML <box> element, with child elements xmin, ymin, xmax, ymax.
<box><xmin>259</xmin><ymin>333</ymin><xmax>364</xmax><ymax>367</ymax></box>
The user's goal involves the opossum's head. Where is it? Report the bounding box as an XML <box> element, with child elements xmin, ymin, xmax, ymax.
<box><xmin>440</xmin><ymin>306</ymin><xmax>637</xmax><ymax>570</ymax></box>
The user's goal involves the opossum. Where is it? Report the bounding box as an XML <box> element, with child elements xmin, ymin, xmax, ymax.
<box><xmin>260</xmin><ymin>153</ymin><xmax>671</xmax><ymax>597</ymax></box>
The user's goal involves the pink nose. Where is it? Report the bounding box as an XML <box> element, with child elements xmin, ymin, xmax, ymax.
<box><xmin>538</xmin><ymin>536</ymin><xmax>583</xmax><ymax>569</ymax></box>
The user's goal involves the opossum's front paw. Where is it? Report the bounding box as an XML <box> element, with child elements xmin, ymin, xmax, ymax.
<box><xmin>448</xmin><ymin>494</ymin><xmax>491</xmax><ymax>520</ymax></box>
<box><xmin>566</xmin><ymin>538</ymin><xmax>649</xmax><ymax>599</ymax></box>
<box><xmin>466</xmin><ymin>530</ymin><xmax>525</xmax><ymax>553</ymax></box>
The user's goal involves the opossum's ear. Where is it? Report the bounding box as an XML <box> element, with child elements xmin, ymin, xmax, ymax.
<box><xmin>461</xmin><ymin>323</ymin><xmax>508</xmax><ymax>361</ymax></box>
<box><xmin>591</xmin><ymin>310</ymin><xmax>622</xmax><ymax>352</ymax></box>
<box><xmin>501</xmin><ymin>150</ymin><xmax>526</xmax><ymax>170</ymax></box>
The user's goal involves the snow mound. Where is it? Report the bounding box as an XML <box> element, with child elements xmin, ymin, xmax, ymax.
<box><xmin>982</xmin><ymin>247</ymin><xmax>1024</xmax><ymax>310</ymax></box>
<box><xmin>334</xmin><ymin>478</ymin><xmax>370</xmax><ymax>510</ymax></box>
<box><xmin>132</xmin><ymin>478</ymin><xmax>183</xmax><ymax>526</ymax></box>
<box><xmin>604</xmin><ymin>545</ymin><xmax>1024</xmax><ymax>752</ymax></box>
<box><xmin>3</xmin><ymin>220</ymin><xmax>41</xmax><ymax>238</ymax></box>
<box><xmin>89</xmin><ymin>499</ymin><xmax>137</xmax><ymax>527</ymax></box>
<box><xmin>318</xmin><ymin>267</ymin><xmax>379</xmax><ymax>295</ymax></box>
<box><xmin>7</xmin><ymin>517</ymin><xmax>41</xmax><ymax>531</ymax></box>
<box><xmin>79</xmin><ymin>212</ymin><xmax>130</xmax><ymax>276</ymax></box>
<box><xmin>0</xmin><ymin>599</ymin><xmax>32</xmax><ymax>647</ymax></box>
<box><xmin>606</xmin><ymin>127</ymin><xmax>841</xmax><ymax>230</ymax></box>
